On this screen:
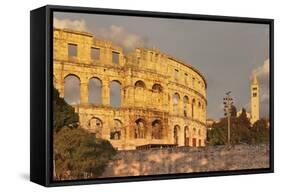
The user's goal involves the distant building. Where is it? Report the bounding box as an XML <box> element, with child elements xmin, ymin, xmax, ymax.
<box><xmin>237</xmin><ymin>73</ymin><xmax>260</xmax><ymax>125</ymax></box>
<box><xmin>236</xmin><ymin>110</ymin><xmax>251</xmax><ymax>119</ymax></box>
<box><xmin>206</xmin><ymin>119</ymin><xmax>215</xmax><ymax>129</ymax></box>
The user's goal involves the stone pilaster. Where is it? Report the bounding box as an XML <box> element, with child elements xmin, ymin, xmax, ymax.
<box><xmin>102</xmin><ymin>80</ymin><xmax>110</xmax><ymax>106</ymax></box>
<box><xmin>80</xmin><ymin>79</ymin><xmax>88</xmax><ymax>104</ymax></box>
<box><xmin>178</xmin><ymin>127</ymin><xmax>185</xmax><ymax>146</ymax></box>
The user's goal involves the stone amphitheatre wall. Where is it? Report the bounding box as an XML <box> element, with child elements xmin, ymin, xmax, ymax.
<box><xmin>53</xmin><ymin>28</ymin><xmax>208</xmax><ymax>150</ymax></box>
<box><xmin>101</xmin><ymin>144</ymin><xmax>270</xmax><ymax>177</ymax></box>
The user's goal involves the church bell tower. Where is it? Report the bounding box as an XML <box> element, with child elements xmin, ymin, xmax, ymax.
<box><xmin>251</xmin><ymin>73</ymin><xmax>260</xmax><ymax>124</ymax></box>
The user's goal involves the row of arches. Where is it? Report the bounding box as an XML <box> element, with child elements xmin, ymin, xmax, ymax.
<box><xmin>172</xmin><ymin>92</ymin><xmax>205</xmax><ymax>119</ymax></box>
<box><xmin>87</xmin><ymin>116</ymin><xmax>203</xmax><ymax>146</ymax></box>
<box><xmin>62</xmin><ymin>75</ymin><xmax>164</xmax><ymax>107</ymax></box>
<box><xmin>135</xmin><ymin>80</ymin><xmax>163</xmax><ymax>92</ymax></box>
<box><xmin>172</xmin><ymin>94</ymin><xmax>204</xmax><ymax>108</ymax></box>
<box><xmin>173</xmin><ymin>125</ymin><xmax>203</xmax><ymax>146</ymax></box>
<box><xmin>61</xmin><ymin>75</ymin><xmax>205</xmax><ymax>120</ymax></box>
<box><xmin>87</xmin><ymin>117</ymin><xmax>165</xmax><ymax>140</ymax></box>
<box><xmin>134</xmin><ymin>118</ymin><xmax>163</xmax><ymax>139</ymax></box>
<box><xmin>63</xmin><ymin>75</ymin><xmax>121</xmax><ymax>107</ymax></box>
<box><xmin>88</xmin><ymin>117</ymin><xmax>123</xmax><ymax>140</ymax></box>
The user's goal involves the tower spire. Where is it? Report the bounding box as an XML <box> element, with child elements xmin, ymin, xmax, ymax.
<box><xmin>252</xmin><ymin>72</ymin><xmax>258</xmax><ymax>85</ymax></box>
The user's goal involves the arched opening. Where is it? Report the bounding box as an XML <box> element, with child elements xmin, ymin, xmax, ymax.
<box><xmin>88</xmin><ymin>117</ymin><xmax>103</xmax><ymax>138</ymax></box>
<box><xmin>134</xmin><ymin>80</ymin><xmax>146</xmax><ymax>105</ymax></box>
<box><xmin>192</xmin><ymin>77</ymin><xmax>195</xmax><ymax>88</ymax></box>
<box><xmin>64</xmin><ymin>74</ymin><xmax>80</xmax><ymax>105</ymax></box>
<box><xmin>174</xmin><ymin>125</ymin><xmax>180</xmax><ymax>145</ymax></box>
<box><xmin>152</xmin><ymin>83</ymin><xmax>162</xmax><ymax>93</ymax></box>
<box><xmin>110</xmin><ymin>119</ymin><xmax>123</xmax><ymax>140</ymax></box>
<box><xmin>173</xmin><ymin>93</ymin><xmax>180</xmax><ymax>112</ymax></box>
<box><xmin>152</xmin><ymin>84</ymin><xmax>163</xmax><ymax>106</ymax></box>
<box><xmin>184</xmin><ymin>126</ymin><xmax>189</xmax><ymax>146</ymax></box>
<box><xmin>151</xmin><ymin>119</ymin><xmax>163</xmax><ymax>139</ymax></box>
<box><xmin>135</xmin><ymin>80</ymin><xmax>146</xmax><ymax>89</ymax></box>
<box><xmin>110</xmin><ymin>80</ymin><xmax>121</xmax><ymax>107</ymax></box>
<box><xmin>192</xmin><ymin>98</ymin><xmax>196</xmax><ymax>118</ymax></box>
<box><xmin>135</xmin><ymin>118</ymin><xmax>146</xmax><ymax>139</ymax></box>
<box><xmin>192</xmin><ymin>127</ymin><xmax>196</xmax><ymax>147</ymax></box>
<box><xmin>183</xmin><ymin>95</ymin><xmax>189</xmax><ymax>117</ymax></box>
<box><xmin>193</xmin><ymin>127</ymin><xmax>196</xmax><ymax>136</ymax></box>
<box><xmin>198</xmin><ymin>101</ymin><xmax>201</xmax><ymax>120</ymax></box>
<box><xmin>88</xmin><ymin>77</ymin><xmax>102</xmax><ymax>105</ymax></box>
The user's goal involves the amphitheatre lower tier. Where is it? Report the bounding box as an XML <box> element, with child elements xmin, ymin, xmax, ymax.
<box><xmin>72</xmin><ymin>104</ymin><xmax>206</xmax><ymax>150</ymax></box>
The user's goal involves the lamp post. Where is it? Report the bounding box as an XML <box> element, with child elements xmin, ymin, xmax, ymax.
<box><xmin>223</xmin><ymin>91</ymin><xmax>233</xmax><ymax>145</ymax></box>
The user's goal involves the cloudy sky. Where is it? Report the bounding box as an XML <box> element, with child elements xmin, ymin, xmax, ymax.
<box><xmin>54</xmin><ymin>12</ymin><xmax>270</xmax><ymax>120</ymax></box>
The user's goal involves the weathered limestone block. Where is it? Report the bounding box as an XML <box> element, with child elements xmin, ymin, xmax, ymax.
<box><xmin>101</xmin><ymin>144</ymin><xmax>269</xmax><ymax>177</ymax></box>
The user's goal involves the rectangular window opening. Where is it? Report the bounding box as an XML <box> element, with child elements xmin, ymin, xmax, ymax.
<box><xmin>184</xmin><ymin>73</ymin><xmax>188</xmax><ymax>84</ymax></box>
<box><xmin>112</xmin><ymin>51</ymin><xmax>120</xmax><ymax>64</ymax></box>
<box><xmin>68</xmin><ymin>43</ymin><xmax>77</xmax><ymax>57</ymax></box>
<box><xmin>192</xmin><ymin>77</ymin><xmax>195</xmax><ymax>87</ymax></box>
<box><xmin>91</xmin><ymin>47</ymin><xmax>100</xmax><ymax>60</ymax></box>
<box><xmin>174</xmin><ymin>69</ymin><xmax>179</xmax><ymax>80</ymax></box>
<box><xmin>150</xmin><ymin>52</ymin><xmax>153</xmax><ymax>62</ymax></box>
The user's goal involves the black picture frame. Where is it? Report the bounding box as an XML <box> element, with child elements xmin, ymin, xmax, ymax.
<box><xmin>30</xmin><ymin>5</ymin><xmax>274</xmax><ymax>187</ymax></box>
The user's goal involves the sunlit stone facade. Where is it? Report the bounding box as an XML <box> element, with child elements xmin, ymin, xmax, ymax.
<box><xmin>53</xmin><ymin>28</ymin><xmax>207</xmax><ymax>150</ymax></box>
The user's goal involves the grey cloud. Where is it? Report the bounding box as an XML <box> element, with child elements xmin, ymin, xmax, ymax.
<box><xmin>254</xmin><ymin>59</ymin><xmax>270</xmax><ymax>118</ymax></box>
<box><xmin>54</xmin><ymin>17</ymin><xmax>89</xmax><ymax>32</ymax></box>
<box><xmin>95</xmin><ymin>25</ymin><xmax>149</xmax><ymax>52</ymax></box>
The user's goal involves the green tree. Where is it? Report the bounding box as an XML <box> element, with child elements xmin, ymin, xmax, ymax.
<box><xmin>231</xmin><ymin>108</ymin><xmax>252</xmax><ymax>144</ymax></box>
<box><xmin>54</xmin><ymin>127</ymin><xmax>116</xmax><ymax>180</ymax></box>
<box><xmin>53</xmin><ymin>88</ymin><xmax>79</xmax><ymax>132</ymax></box>
<box><xmin>237</xmin><ymin>108</ymin><xmax>251</xmax><ymax>128</ymax></box>
<box><xmin>207</xmin><ymin>107</ymin><xmax>269</xmax><ymax>146</ymax></box>
<box><xmin>230</xmin><ymin>105</ymin><xmax>237</xmax><ymax>117</ymax></box>
<box><xmin>250</xmin><ymin>119</ymin><xmax>269</xmax><ymax>144</ymax></box>
<box><xmin>52</xmin><ymin>87</ymin><xmax>117</xmax><ymax>180</ymax></box>
<box><xmin>207</xmin><ymin>119</ymin><xmax>228</xmax><ymax>145</ymax></box>
<box><xmin>208</xmin><ymin>107</ymin><xmax>251</xmax><ymax>145</ymax></box>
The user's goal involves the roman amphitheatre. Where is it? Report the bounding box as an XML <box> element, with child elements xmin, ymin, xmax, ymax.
<box><xmin>53</xmin><ymin>28</ymin><xmax>207</xmax><ymax>150</ymax></box>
